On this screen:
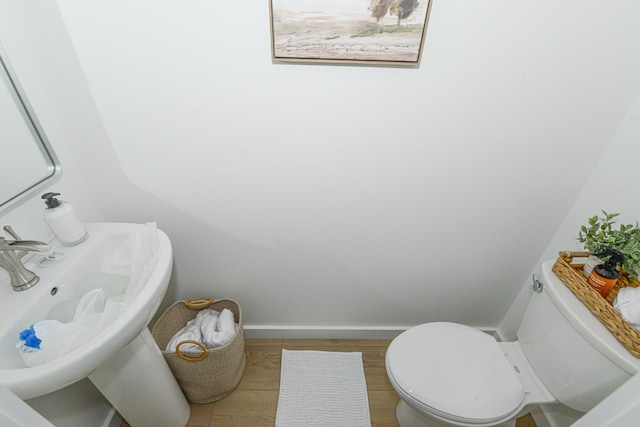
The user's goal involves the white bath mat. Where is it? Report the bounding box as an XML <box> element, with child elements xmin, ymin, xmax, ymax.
<box><xmin>275</xmin><ymin>349</ymin><xmax>371</xmax><ymax>427</ymax></box>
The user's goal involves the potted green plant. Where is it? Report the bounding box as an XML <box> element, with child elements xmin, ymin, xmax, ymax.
<box><xmin>578</xmin><ymin>210</ymin><xmax>640</xmax><ymax>280</ymax></box>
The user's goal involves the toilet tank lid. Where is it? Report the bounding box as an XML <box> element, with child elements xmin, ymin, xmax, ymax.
<box><xmin>386</xmin><ymin>322</ymin><xmax>525</xmax><ymax>423</ymax></box>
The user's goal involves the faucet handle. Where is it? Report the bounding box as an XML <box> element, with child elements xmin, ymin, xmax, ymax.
<box><xmin>5</xmin><ymin>240</ymin><xmax>51</xmax><ymax>252</ymax></box>
<box><xmin>1</xmin><ymin>226</ymin><xmax>50</xmax><ymax>256</ymax></box>
<box><xmin>3</xmin><ymin>225</ymin><xmax>21</xmax><ymax>240</ymax></box>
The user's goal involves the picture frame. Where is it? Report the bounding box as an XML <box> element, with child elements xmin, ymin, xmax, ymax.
<box><xmin>269</xmin><ymin>0</ymin><xmax>433</xmax><ymax>67</ymax></box>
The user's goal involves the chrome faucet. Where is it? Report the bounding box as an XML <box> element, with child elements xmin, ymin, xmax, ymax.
<box><xmin>0</xmin><ymin>225</ymin><xmax>51</xmax><ymax>291</ymax></box>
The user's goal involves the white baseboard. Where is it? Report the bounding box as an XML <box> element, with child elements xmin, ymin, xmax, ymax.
<box><xmin>244</xmin><ymin>325</ymin><xmax>410</xmax><ymax>339</ymax></box>
<box><xmin>244</xmin><ymin>325</ymin><xmax>498</xmax><ymax>340</ymax></box>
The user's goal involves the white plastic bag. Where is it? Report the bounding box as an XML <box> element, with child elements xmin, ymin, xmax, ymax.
<box><xmin>123</xmin><ymin>222</ymin><xmax>160</xmax><ymax>304</ymax></box>
<box><xmin>17</xmin><ymin>223</ymin><xmax>160</xmax><ymax>367</ymax></box>
<box><xmin>18</xmin><ymin>289</ymin><xmax>126</xmax><ymax>366</ymax></box>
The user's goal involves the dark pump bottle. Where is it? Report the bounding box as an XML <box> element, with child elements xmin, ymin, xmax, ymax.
<box><xmin>587</xmin><ymin>249</ymin><xmax>624</xmax><ymax>298</ymax></box>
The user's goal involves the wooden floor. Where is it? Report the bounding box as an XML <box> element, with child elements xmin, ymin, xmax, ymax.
<box><xmin>125</xmin><ymin>339</ymin><xmax>536</xmax><ymax>427</ymax></box>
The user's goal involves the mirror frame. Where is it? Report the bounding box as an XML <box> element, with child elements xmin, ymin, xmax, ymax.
<box><xmin>0</xmin><ymin>44</ymin><xmax>61</xmax><ymax>214</ymax></box>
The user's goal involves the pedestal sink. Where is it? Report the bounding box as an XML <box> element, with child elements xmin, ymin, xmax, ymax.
<box><xmin>0</xmin><ymin>223</ymin><xmax>190</xmax><ymax>427</ymax></box>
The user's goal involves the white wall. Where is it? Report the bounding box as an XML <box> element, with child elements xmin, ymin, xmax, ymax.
<box><xmin>2</xmin><ymin>1</ymin><xmax>640</xmax><ymax>426</ymax></box>
<box><xmin>51</xmin><ymin>0</ymin><xmax>640</xmax><ymax>332</ymax></box>
<box><xmin>2</xmin><ymin>0</ymin><xmax>640</xmax><ymax>361</ymax></box>
<box><xmin>0</xmin><ymin>0</ymin><xmax>104</xmax><ymax>233</ymax></box>
<box><xmin>499</xmin><ymin>91</ymin><xmax>640</xmax><ymax>340</ymax></box>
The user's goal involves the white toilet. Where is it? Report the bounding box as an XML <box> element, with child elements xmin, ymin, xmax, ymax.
<box><xmin>385</xmin><ymin>260</ymin><xmax>640</xmax><ymax>427</ymax></box>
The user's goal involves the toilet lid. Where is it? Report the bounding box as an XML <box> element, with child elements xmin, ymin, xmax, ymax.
<box><xmin>386</xmin><ymin>322</ymin><xmax>525</xmax><ymax>423</ymax></box>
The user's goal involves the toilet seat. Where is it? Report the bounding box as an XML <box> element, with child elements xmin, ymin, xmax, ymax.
<box><xmin>386</xmin><ymin>322</ymin><xmax>525</xmax><ymax>425</ymax></box>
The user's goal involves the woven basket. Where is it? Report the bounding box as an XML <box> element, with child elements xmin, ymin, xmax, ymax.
<box><xmin>552</xmin><ymin>251</ymin><xmax>640</xmax><ymax>358</ymax></box>
<box><xmin>151</xmin><ymin>298</ymin><xmax>246</xmax><ymax>403</ymax></box>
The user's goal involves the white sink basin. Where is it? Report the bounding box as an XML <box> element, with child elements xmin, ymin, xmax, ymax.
<box><xmin>0</xmin><ymin>223</ymin><xmax>173</xmax><ymax>399</ymax></box>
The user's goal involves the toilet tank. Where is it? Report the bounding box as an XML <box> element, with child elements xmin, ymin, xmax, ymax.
<box><xmin>517</xmin><ymin>260</ymin><xmax>640</xmax><ymax>413</ymax></box>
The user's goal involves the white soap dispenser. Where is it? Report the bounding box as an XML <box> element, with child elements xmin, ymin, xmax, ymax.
<box><xmin>41</xmin><ymin>192</ymin><xmax>88</xmax><ymax>246</ymax></box>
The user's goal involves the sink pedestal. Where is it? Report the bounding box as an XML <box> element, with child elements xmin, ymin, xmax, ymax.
<box><xmin>89</xmin><ymin>328</ymin><xmax>190</xmax><ymax>427</ymax></box>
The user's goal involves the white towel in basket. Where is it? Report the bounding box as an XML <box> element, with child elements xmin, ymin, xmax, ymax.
<box><xmin>203</xmin><ymin>309</ymin><xmax>236</xmax><ymax>348</ymax></box>
<box><xmin>166</xmin><ymin>318</ymin><xmax>203</xmax><ymax>352</ymax></box>
<box><xmin>166</xmin><ymin>308</ymin><xmax>238</xmax><ymax>351</ymax></box>
<box><xmin>614</xmin><ymin>287</ymin><xmax>640</xmax><ymax>330</ymax></box>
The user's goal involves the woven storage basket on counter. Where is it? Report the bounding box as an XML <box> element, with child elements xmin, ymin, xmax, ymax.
<box><xmin>552</xmin><ymin>251</ymin><xmax>640</xmax><ymax>358</ymax></box>
<box><xmin>151</xmin><ymin>298</ymin><xmax>246</xmax><ymax>403</ymax></box>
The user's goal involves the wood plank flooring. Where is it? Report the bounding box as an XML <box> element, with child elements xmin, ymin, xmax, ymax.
<box><xmin>124</xmin><ymin>339</ymin><xmax>536</xmax><ymax>427</ymax></box>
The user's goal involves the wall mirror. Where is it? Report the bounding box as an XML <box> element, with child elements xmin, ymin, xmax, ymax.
<box><xmin>0</xmin><ymin>44</ymin><xmax>61</xmax><ymax>213</ymax></box>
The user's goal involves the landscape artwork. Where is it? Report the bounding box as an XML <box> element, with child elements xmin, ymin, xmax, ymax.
<box><xmin>270</xmin><ymin>0</ymin><xmax>433</xmax><ymax>66</ymax></box>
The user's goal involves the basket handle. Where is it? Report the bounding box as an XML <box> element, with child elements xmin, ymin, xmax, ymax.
<box><xmin>175</xmin><ymin>340</ymin><xmax>208</xmax><ymax>362</ymax></box>
<box><xmin>559</xmin><ymin>251</ymin><xmax>590</xmax><ymax>261</ymax></box>
<box><xmin>185</xmin><ymin>297</ymin><xmax>214</xmax><ymax>309</ymax></box>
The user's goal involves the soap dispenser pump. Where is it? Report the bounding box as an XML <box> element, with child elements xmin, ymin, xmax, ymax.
<box><xmin>587</xmin><ymin>249</ymin><xmax>624</xmax><ymax>298</ymax></box>
<box><xmin>41</xmin><ymin>192</ymin><xmax>88</xmax><ymax>246</ymax></box>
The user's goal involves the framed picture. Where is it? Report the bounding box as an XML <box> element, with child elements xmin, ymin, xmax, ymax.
<box><xmin>269</xmin><ymin>0</ymin><xmax>433</xmax><ymax>67</ymax></box>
